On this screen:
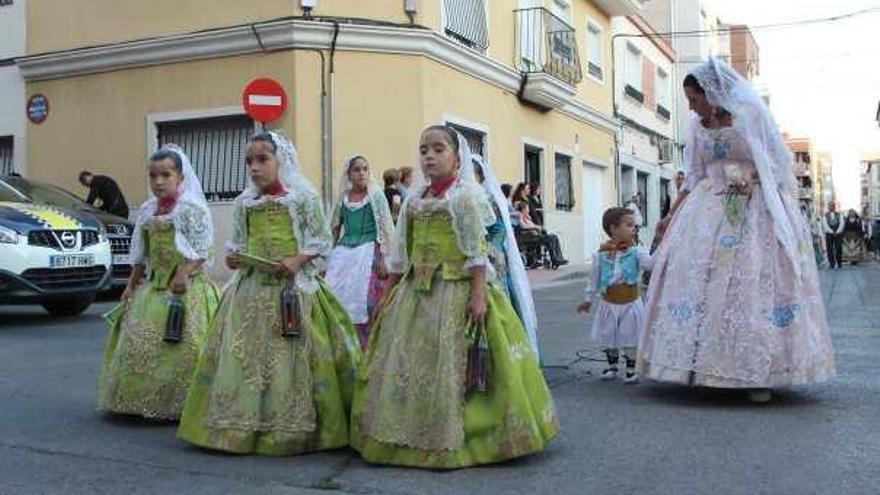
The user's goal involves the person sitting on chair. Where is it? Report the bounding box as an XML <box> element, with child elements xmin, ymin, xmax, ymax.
<box><xmin>514</xmin><ymin>201</ymin><xmax>568</xmax><ymax>268</ymax></box>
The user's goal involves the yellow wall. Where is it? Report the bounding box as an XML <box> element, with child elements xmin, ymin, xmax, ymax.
<box><xmin>572</xmin><ymin>2</ymin><xmax>614</xmax><ymax>115</ymax></box>
<box><xmin>328</xmin><ymin>52</ymin><xmax>426</xmax><ymax>183</ymax></box>
<box><xmin>26</xmin><ymin>45</ymin><xmax>615</xmax><ymax>265</ymax></box>
<box><xmin>26</xmin><ymin>52</ymin><xmax>299</xmax><ymax>204</ymax></box>
<box><xmin>419</xmin><ymin>59</ymin><xmax>615</xmax><ymax>214</ymax></box>
<box><xmin>27</xmin><ymin>0</ymin><xmax>293</xmax><ymax>54</ymax></box>
<box><xmin>26</xmin><ymin>46</ymin><xmax>614</xmax><ymax>209</ymax></box>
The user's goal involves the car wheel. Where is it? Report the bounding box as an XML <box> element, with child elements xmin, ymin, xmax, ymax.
<box><xmin>42</xmin><ymin>295</ymin><xmax>95</xmax><ymax>317</ymax></box>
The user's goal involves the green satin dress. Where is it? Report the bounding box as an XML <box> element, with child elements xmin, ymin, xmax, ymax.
<box><xmin>350</xmin><ymin>205</ymin><xmax>558</xmax><ymax>469</ymax></box>
<box><xmin>177</xmin><ymin>199</ymin><xmax>361</xmax><ymax>455</ymax></box>
<box><xmin>98</xmin><ymin>219</ymin><xmax>220</xmax><ymax>420</ymax></box>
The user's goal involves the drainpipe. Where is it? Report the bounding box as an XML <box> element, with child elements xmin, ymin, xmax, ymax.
<box><xmin>253</xmin><ymin>19</ymin><xmax>337</xmax><ymax>211</ymax></box>
<box><xmin>324</xmin><ymin>21</ymin><xmax>340</xmax><ymax>212</ymax></box>
<box><xmin>611</xmin><ymin>33</ymin><xmax>623</xmax><ymax>206</ymax></box>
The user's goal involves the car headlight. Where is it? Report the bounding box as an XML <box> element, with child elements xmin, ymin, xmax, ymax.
<box><xmin>0</xmin><ymin>225</ymin><xmax>20</xmax><ymax>244</ymax></box>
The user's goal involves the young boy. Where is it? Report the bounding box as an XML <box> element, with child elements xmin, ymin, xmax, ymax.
<box><xmin>577</xmin><ymin>207</ymin><xmax>653</xmax><ymax>383</ymax></box>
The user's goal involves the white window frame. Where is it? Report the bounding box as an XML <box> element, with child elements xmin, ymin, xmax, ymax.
<box><xmin>656</xmin><ymin>66</ymin><xmax>670</xmax><ymax>110</ymax></box>
<box><xmin>440</xmin><ymin>0</ymin><xmax>491</xmax><ymax>53</ymax></box>
<box><xmin>657</xmin><ymin>67</ymin><xmax>670</xmax><ymax>110</ymax></box>
<box><xmin>585</xmin><ymin>17</ymin><xmax>605</xmax><ymax>84</ymax></box>
<box><xmin>443</xmin><ymin>113</ymin><xmax>490</xmax><ymax>161</ymax></box>
<box><xmin>146</xmin><ymin>105</ymin><xmax>259</xmax><ymax>203</ymax></box>
<box><xmin>553</xmin><ymin>146</ymin><xmax>576</xmax><ymax>212</ymax></box>
<box><xmin>522</xmin><ymin>136</ymin><xmax>547</xmax><ymax>187</ymax></box>
<box><xmin>549</xmin><ymin>0</ymin><xmax>572</xmax><ymax>24</ymax></box>
<box><xmin>518</xmin><ymin>0</ymin><xmax>542</xmax><ymax>70</ymax></box>
<box><xmin>625</xmin><ymin>43</ymin><xmax>643</xmax><ymax>92</ymax></box>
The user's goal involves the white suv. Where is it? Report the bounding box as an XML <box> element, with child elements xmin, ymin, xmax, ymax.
<box><xmin>0</xmin><ymin>181</ymin><xmax>112</xmax><ymax>316</ymax></box>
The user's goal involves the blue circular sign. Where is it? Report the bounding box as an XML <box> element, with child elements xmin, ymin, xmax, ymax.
<box><xmin>27</xmin><ymin>94</ymin><xmax>49</xmax><ymax>124</ymax></box>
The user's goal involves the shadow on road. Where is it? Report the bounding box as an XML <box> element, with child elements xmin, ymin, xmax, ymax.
<box><xmin>634</xmin><ymin>383</ymin><xmax>826</xmax><ymax>409</ymax></box>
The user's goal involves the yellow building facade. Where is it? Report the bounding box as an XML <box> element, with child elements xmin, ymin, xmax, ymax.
<box><xmin>20</xmin><ymin>0</ymin><xmax>645</xmax><ymax>278</ymax></box>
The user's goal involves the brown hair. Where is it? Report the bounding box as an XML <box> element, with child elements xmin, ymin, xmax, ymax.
<box><xmin>382</xmin><ymin>168</ymin><xmax>400</xmax><ymax>187</ymax></box>
<box><xmin>399</xmin><ymin>166</ymin><xmax>413</xmax><ymax>180</ymax></box>
<box><xmin>421</xmin><ymin>125</ymin><xmax>460</xmax><ymax>154</ymax></box>
<box><xmin>602</xmin><ymin>207</ymin><xmax>634</xmax><ymax>237</ymax></box>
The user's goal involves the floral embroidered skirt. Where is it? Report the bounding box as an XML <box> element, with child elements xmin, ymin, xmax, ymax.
<box><xmin>841</xmin><ymin>231</ymin><xmax>866</xmax><ymax>263</ymax></box>
<box><xmin>176</xmin><ymin>273</ymin><xmax>361</xmax><ymax>455</ymax></box>
<box><xmin>350</xmin><ymin>274</ymin><xmax>558</xmax><ymax>469</ymax></box>
<box><xmin>639</xmin><ymin>180</ymin><xmax>836</xmax><ymax>388</ymax></box>
<box><xmin>97</xmin><ymin>273</ymin><xmax>220</xmax><ymax>420</ymax></box>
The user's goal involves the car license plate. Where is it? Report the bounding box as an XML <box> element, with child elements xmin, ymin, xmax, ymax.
<box><xmin>50</xmin><ymin>254</ymin><xmax>95</xmax><ymax>268</ymax></box>
<box><xmin>112</xmin><ymin>254</ymin><xmax>130</xmax><ymax>265</ymax></box>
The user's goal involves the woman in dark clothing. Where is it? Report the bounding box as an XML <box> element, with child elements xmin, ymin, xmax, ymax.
<box><xmin>841</xmin><ymin>209</ymin><xmax>865</xmax><ymax>265</ymax></box>
<box><xmin>527</xmin><ymin>182</ymin><xmax>544</xmax><ymax>226</ymax></box>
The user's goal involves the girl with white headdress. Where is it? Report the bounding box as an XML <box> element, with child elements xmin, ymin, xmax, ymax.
<box><xmin>471</xmin><ymin>155</ymin><xmax>541</xmax><ymax>361</ymax></box>
<box><xmin>177</xmin><ymin>131</ymin><xmax>361</xmax><ymax>455</ymax></box>
<box><xmin>98</xmin><ymin>145</ymin><xmax>220</xmax><ymax>420</ymax></box>
<box><xmin>640</xmin><ymin>57</ymin><xmax>835</xmax><ymax>402</ymax></box>
<box><xmin>350</xmin><ymin>125</ymin><xmax>557</xmax><ymax>469</ymax></box>
<box><xmin>325</xmin><ymin>155</ymin><xmax>395</xmax><ymax>348</ymax></box>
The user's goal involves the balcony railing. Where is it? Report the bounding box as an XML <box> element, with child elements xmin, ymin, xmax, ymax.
<box><xmin>514</xmin><ymin>7</ymin><xmax>583</xmax><ymax>86</ymax></box>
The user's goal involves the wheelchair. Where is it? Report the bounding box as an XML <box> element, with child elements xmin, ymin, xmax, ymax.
<box><xmin>515</xmin><ymin>230</ymin><xmax>555</xmax><ymax>270</ymax></box>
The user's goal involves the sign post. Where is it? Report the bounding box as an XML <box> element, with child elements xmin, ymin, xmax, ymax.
<box><xmin>242</xmin><ymin>78</ymin><xmax>289</xmax><ymax>125</ymax></box>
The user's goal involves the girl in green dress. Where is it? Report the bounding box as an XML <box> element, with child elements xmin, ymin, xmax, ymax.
<box><xmin>177</xmin><ymin>131</ymin><xmax>361</xmax><ymax>456</ymax></box>
<box><xmin>98</xmin><ymin>145</ymin><xmax>220</xmax><ymax>420</ymax></box>
<box><xmin>350</xmin><ymin>125</ymin><xmax>558</xmax><ymax>469</ymax></box>
<box><xmin>325</xmin><ymin>156</ymin><xmax>395</xmax><ymax>348</ymax></box>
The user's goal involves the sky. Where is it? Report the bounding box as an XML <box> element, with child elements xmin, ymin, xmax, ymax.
<box><xmin>706</xmin><ymin>0</ymin><xmax>880</xmax><ymax>210</ymax></box>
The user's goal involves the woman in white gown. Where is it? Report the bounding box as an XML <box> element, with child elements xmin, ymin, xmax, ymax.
<box><xmin>639</xmin><ymin>58</ymin><xmax>835</xmax><ymax>402</ymax></box>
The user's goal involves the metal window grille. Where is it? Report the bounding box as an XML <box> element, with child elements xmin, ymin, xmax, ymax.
<box><xmin>554</xmin><ymin>153</ymin><xmax>573</xmax><ymax>211</ymax></box>
<box><xmin>448</xmin><ymin>123</ymin><xmax>485</xmax><ymax>158</ymax></box>
<box><xmin>156</xmin><ymin>115</ymin><xmax>254</xmax><ymax>202</ymax></box>
<box><xmin>0</xmin><ymin>136</ymin><xmax>12</xmax><ymax>176</ymax></box>
<box><xmin>444</xmin><ymin>0</ymin><xmax>489</xmax><ymax>52</ymax></box>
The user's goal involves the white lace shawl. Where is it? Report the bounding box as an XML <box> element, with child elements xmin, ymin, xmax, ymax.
<box><xmin>329</xmin><ymin>157</ymin><xmax>395</xmax><ymax>257</ymax></box>
<box><xmin>130</xmin><ymin>199</ymin><xmax>214</xmax><ymax>266</ymax></box>
<box><xmin>386</xmin><ymin>181</ymin><xmax>492</xmax><ymax>275</ymax></box>
<box><xmin>226</xmin><ymin>188</ymin><xmax>332</xmax><ymax>294</ymax></box>
<box><xmin>386</xmin><ymin>130</ymin><xmax>494</xmax><ymax>275</ymax></box>
<box><xmin>129</xmin><ymin>144</ymin><xmax>213</xmax><ymax>265</ymax></box>
<box><xmin>686</xmin><ymin>56</ymin><xmax>802</xmax><ymax>277</ymax></box>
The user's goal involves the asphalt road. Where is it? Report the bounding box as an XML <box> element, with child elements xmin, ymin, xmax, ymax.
<box><xmin>1</xmin><ymin>264</ymin><xmax>877</xmax><ymax>495</ymax></box>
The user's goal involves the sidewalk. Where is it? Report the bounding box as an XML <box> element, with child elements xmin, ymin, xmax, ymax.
<box><xmin>527</xmin><ymin>262</ymin><xmax>589</xmax><ymax>288</ymax></box>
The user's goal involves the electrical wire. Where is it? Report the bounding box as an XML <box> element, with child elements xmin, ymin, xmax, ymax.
<box><xmin>614</xmin><ymin>4</ymin><xmax>880</xmax><ymax>41</ymax></box>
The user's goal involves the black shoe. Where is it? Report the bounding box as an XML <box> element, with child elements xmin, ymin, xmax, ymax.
<box><xmin>558</xmin><ymin>259</ymin><xmax>570</xmax><ymax>266</ymax></box>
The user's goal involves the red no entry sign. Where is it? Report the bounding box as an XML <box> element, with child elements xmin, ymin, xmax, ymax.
<box><xmin>242</xmin><ymin>78</ymin><xmax>288</xmax><ymax>123</ymax></box>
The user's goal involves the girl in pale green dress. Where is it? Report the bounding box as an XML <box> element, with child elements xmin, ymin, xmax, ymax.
<box><xmin>177</xmin><ymin>131</ymin><xmax>361</xmax><ymax>456</ymax></box>
<box><xmin>350</xmin><ymin>125</ymin><xmax>558</xmax><ymax>469</ymax></box>
<box><xmin>98</xmin><ymin>145</ymin><xmax>220</xmax><ymax>420</ymax></box>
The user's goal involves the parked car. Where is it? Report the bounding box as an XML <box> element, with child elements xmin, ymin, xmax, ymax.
<box><xmin>0</xmin><ymin>180</ymin><xmax>112</xmax><ymax>316</ymax></box>
<box><xmin>1</xmin><ymin>176</ymin><xmax>133</xmax><ymax>287</ymax></box>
